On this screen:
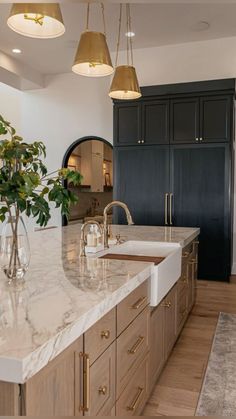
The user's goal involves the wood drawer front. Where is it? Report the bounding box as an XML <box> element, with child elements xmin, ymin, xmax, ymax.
<box><xmin>117</xmin><ymin>306</ymin><xmax>149</xmax><ymax>397</ymax></box>
<box><xmin>117</xmin><ymin>281</ymin><xmax>149</xmax><ymax>336</ymax></box>
<box><xmin>177</xmin><ymin>287</ymin><xmax>188</xmax><ymax>333</ymax></box>
<box><xmin>85</xmin><ymin>342</ymin><xmax>116</xmax><ymax>416</ymax></box>
<box><xmin>84</xmin><ymin>308</ymin><xmax>116</xmax><ymax>365</ymax></box>
<box><xmin>116</xmin><ymin>354</ymin><xmax>149</xmax><ymax>416</ymax></box>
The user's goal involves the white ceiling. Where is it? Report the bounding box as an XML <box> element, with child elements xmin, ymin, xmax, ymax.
<box><xmin>1</xmin><ymin>2</ymin><xmax>236</xmax><ymax>75</ymax></box>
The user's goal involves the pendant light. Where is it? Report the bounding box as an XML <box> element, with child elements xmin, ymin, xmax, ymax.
<box><xmin>7</xmin><ymin>3</ymin><xmax>65</xmax><ymax>39</ymax></box>
<box><xmin>109</xmin><ymin>4</ymin><xmax>141</xmax><ymax>100</ymax></box>
<box><xmin>72</xmin><ymin>3</ymin><xmax>113</xmax><ymax>77</ymax></box>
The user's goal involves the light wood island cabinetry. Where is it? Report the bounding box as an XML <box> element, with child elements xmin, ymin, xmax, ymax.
<box><xmin>0</xmin><ymin>238</ymin><xmax>198</xmax><ymax>417</ymax></box>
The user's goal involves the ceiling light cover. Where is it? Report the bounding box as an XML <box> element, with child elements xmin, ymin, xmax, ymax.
<box><xmin>12</xmin><ymin>48</ymin><xmax>22</xmax><ymax>54</ymax></box>
<box><xmin>7</xmin><ymin>3</ymin><xmax>65</xmax><ymax>39</ymax></box>
<box><xmin>109</xmin><ymin>65</ymin><xmax>141</xmax><ymax>100</ymax></box>
<box><xmin>72</xmin><ymin>31</ymin><xmax>113</xmax><ymax>77</ymax></box>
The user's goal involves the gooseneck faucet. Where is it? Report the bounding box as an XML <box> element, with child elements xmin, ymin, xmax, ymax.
<box><xmin>103</xmin><ymin>201</ymin><xmax>134</xmax><ymax>249</ymax></box>
<box><xmin>80</xmin><ymin>220</ymin><xmax>103</xmax><ymax>257</ymax></box>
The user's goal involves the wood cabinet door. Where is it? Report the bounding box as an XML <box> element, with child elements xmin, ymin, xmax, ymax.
<box><xmin>114</xmin><ymin>103</ymin><xmax>142</xmax><ymax>146</ymax></box>
<box><xmin>149</xmin><ymin>305</ymin><xmax>165</xmax><ymax>390</ymax></box>
<box><xmin>170</xmin><ymin>97</ymin><xmax>199</xmax><ymax>144</ymax></box>
<box><xmin>142</xmin><ymin>100</ymin><xmax>170</xmax><ymax>145</ymax></box>
<box><xmin>113</xmin><ymin>145</ymin><xmax>170</xmax><ymax>226</ymax></box>
<box><xmin>200</xmin><ymin>95</ymin><xmax>232</xmax><ymax>143</ymax></box>
<box><xmin>24</xmin><ymin>337</ymin><xmax>83</xmax><ymax>416</ymax></box>
<box><xmin>170</xmin><ymin>144</ymin><xmax>231</xmax><ymax>281</ymax></box>
<box><xmin>85</xmin><ymin>342</ymin><xmax>116</xmax><ymax>416</ymax></box>
<box><xmin>163</xmin><ymin>284</ymin><xmax>177</xmax><ymax>359</ymax></box>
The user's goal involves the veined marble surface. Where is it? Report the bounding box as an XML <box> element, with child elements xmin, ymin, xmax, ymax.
<box><xmin>0</xmin><ymin>224</ymin><xmax>199</xmax><ymax>384</ymax></box>
<box><xmin>196</xmin><ymin>312</ymin><xmax>236</xmax><ymax>416</ymax></box>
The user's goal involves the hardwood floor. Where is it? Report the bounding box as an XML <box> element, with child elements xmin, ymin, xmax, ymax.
<box><xmin>143</xmin><ymin>279</ymin><xmax>236</xmax><ymax>416</ymax></box>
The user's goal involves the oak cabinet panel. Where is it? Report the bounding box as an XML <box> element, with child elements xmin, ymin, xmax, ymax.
<box><xmin>25</xmin><ymin>337</ymin><xmax>83</xmax><ymax>416</ymax></box>
<box><xmin>116</xmin><ymin>354</ymin><xmax>149</xmax><ymax>416</ymax></box>
<box><xmin>149</xmin><ymin>304</ymin><xmax>165</xmax><ymax>390</ymax></box>
<box><xmin>84</xmin><ymin>308</ymin><xmax>116</xmax><ymax>365</ymax></box>
<box><xmin>85</xmin><ymin>342</ymin><xmax>116</xmax><ymax>416</ymax></box>
<box><xmin>163</xmin><ymin>284</ymin><xmax>177</xmax><ymax>359</ymax></box>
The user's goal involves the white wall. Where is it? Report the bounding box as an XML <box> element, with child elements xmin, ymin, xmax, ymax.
<box><xmin>0</xmin><ymin>82</ymin><xmax>22</xmax><ymax>132</ymax></box>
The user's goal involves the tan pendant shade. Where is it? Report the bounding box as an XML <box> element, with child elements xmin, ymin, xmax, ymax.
<box><xmin>72</xmin><ymin>31</ymin><xmax>113</xmax><ymax>77</ymax></box>
<box><xmin>109</xmin><ymin>65</ymin><xmax>141</xmax><ymax>100</ymax></box>
<box><xmin>7</xmin><ymin>3</ymin><xmax>65</xmax><ymax>39</ymax></box>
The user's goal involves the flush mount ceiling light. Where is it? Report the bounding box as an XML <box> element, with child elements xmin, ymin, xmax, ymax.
<box><xmin>72</xmin><ymin>3</ymin><xmax>113</xmax><ymax>77</ymax></box>
<box><xmin>109</xmin><ymin>4</ymin><xmax>141</xmax><ymax>100</ymax></box>
<box><xmin>12</xmin><ymin>48</ymin><xmax>22</xmax><ymax>54</ymax></box>
<box><xmin>7</xmin><ymin>3</ymin><xmax>65</xmax><ymax>39</ymax></box>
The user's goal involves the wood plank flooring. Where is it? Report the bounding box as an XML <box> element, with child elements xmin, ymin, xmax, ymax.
<box><xmin>143</xmin><ymin>279</ymin><xmax>236</xmax><ymax>416</ymax></box>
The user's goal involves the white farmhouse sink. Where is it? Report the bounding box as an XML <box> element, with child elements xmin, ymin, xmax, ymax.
<box><xmin>93</xmin><ymin>240</ymin><xmax>182</xmax><ymax>307</ymax></box>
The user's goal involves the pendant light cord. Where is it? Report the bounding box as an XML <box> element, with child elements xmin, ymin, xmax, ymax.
<box><xmin>128</xmin><ymin>4</ymin><xmax>134</xmax><ymax>66</ymax></box>
<box><xmin>101</xmin><ymin>3</ymin><xmax>106</xmax><ymax>36</ymax></box>
<box><xmin>115</xmin><ymin>4</ymin><xmax>122</xmax><ymax>68</ymax></box>
<box><xmin>86</xmin><ymin>2</ymin><xmax>90</xmax><ymax>30</ymax></box>
<box><xmin>86</xmin><ymin>2</ymin><xmax>106</xmax><ymax>36</ymax></box>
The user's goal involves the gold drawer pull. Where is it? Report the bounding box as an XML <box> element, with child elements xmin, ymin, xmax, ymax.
<box><xmin>131</xmin><ymin>296</ymin><xmax>147</xmax><ymax>310</ymax></box>
<box><xmin>162</xmin><ymin>301</ymin><xmax>172</xmax><ymax>308</ymax></box>
<box><xmin>127</xmin><ymin>387</ymin><xmax>144</xmax><ymax>411</ymax></box>
<box><xmin>98</xmin><ymin>385</ymin><xmax>107</xmax><ymax>395</ymax></box>
<box><xmin>183</xmin><ymin>251</ymin><xmax>190</xmax><ymax>258</ymax></box>
<box><xmin>101</xmin><ymin>330</ymin><xmax>110</xmax><ymax>339</ymax></box>
<box><xmin>181</xmin><ymin>277</ymin><xmax>187</xmax><ymax>284</ymax></box>
<box><xmin>128</xmin><ymin>335</ymin><xmax>145</xmax><ymax>354</ymax></box>
<box><xmin>189</xmin><ymin>258</ymin><xmax>197</xmax><ymax>264</ymax></box>
<box><xmin>79</xmin><ymin>353</ymin><xmax>90</xmax><ymax>412</ymax></box>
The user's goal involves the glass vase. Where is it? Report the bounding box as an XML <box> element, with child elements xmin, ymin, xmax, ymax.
<box><xmin>0</xmin><ymin>215</ymin><xmax>30</xmax><ymax>284</ymax></box>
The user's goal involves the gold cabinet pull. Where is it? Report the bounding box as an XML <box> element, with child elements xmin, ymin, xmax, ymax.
<box><xmin>169</xmin><ymin>193</ymin><xmax>173</xmax><ymax>225</ymax></box>
<box><xmin>128</xmin><ymin>335</ymin><xmax>145</xmax><ymax>354</ymax></box>
<box><xmin>183</xmin><ymin>251</ymin><xmax>190</xmax><ymax>258</ymax></box>
<box><xmin>98</xmin><ymin>385</ymin><xmax>107</xmax><ymax>395</ymax></box>
<box><xmin>189</xmin><ymin>258</ymin><xmax>197</xmax><ymax>264</ymax></box>
<box><xmin>165</xmin><ymin>193</ymin><xmax>168</xmax><ymax>225</ymax></box>
<box><xmin>101</xmin><ymin>330</ymin><xmax>110</xmax><ymax>339</ymax></box>
<box><xmin>79</xmin><ymin>353</ymin><xmax>90</xmax><ymax>412</ymax></box>
<box><xmin>127</xmin><ymin>387</ymin><xmax>144</xmax><ymax>412</ymax></box>
<box><xmin>131</xmin><ymin>296</ymin><xmax>147</xmax><ymax>310</ymax></box>
<box><xmin>162</xmin><ymin>301</ymin><xmax>172</xmax><ymax>308</ymax></box>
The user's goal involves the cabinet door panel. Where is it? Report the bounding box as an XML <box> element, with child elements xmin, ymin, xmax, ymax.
<box><xmin>170</xmin><ymin>98</ymin><xmax>199</xmax><ymax>144</ymax></box>
<box><xmin>170</xmin><ymin>144</ymin><xmax>231</xmax><ymax>281</ymax></box>
<box><xmin>200</xmin><ymin>95</ymin><xmax>232</xmax><ymax>143</ymax></box>
<box><xmin>114</xmin><ymin>146</ymin><xmax>170</xmax><ymax>226</ymax></box>
<box><xmin>142</xmin><ymin>100</ymin><xmax>169</xmax><ymax>145</ymax></box>
<box><xmin>114</xmin><ymin>103</ymin><xmax>141</xmax><ymax>146</ymax></box>
<box><xmin>85</xmin><ymin>342</ymin><xmax>116</xmax><ymax>416</ymax></box>
<box><xmin>25</xmin><ymin>337</ymin><xmax>83</xmax><ymax>416</ymax></box>
<box><xmin>163</xmin><ymin>284</ymin><xmax>177</xmax><ymax>359</ymax></box>
<box><xmin>149</xmin><ymin>305</ymin><xmax>165</xmax><ymax>390</ymax></box>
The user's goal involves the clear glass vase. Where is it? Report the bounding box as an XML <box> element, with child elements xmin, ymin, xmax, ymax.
<box><xmin>0</xmin><ymin>215</ymin><xmax>30</xmax><ymax>284</ymax></box>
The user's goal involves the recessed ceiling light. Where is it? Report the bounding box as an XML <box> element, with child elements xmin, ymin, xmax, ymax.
<box><xmin>193</xmin><ymin>21</ymin><xmax>210</xmax><ymax>32</ymax></box>
<box><xmin>125</xmin><ymin>31</ymin><xmax>135</xmax><ymax>38</ymax></box>
<box><xmin>12</xmin><ymin>48</ymin><xmax>22</xmax><ymax>54</ymax></box>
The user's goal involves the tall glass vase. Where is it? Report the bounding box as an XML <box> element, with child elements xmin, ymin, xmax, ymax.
<box><xmin>0</xmin><ymin>215</ymin><xmax>30</xmax><ymax>284</ymax></box>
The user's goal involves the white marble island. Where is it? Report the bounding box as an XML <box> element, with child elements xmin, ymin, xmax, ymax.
<box><xmin>0</xmin><ymin>224</ymin><xmax>199</xmax><ymax>389</ymax></box>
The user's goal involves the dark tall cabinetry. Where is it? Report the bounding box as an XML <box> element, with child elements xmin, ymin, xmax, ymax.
<box><xmin>113</xmin><ymin>79</ymin><xmax>235</xmax><ymax>281</ymax></box>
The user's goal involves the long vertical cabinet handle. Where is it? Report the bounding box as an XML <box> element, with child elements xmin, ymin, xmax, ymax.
<box><xmin>169</xmin><ymin>193</ymin><xmax>173</xmax><ymax>225</ymax></box>
<box><xmin>80</xmin><ymin>352</ymin><xmax>90</xmax><ymax>413</ymax></box>
<box><xmin>165</xmin><ymin>193</ymin><xmax>169</xmax><ymax>225</ymax></box>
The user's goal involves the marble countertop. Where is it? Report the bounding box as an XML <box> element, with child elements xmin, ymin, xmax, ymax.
<box><xmin>0</xmin><ymin>224</ymin><xmax>199</xmax><ymax>384</ymax></box>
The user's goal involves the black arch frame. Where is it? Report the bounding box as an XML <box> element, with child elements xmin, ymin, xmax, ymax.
<box><xmin>62</xmin><ymin>136</ymin><xmax>113</xmax><ymax>226</ymax></box>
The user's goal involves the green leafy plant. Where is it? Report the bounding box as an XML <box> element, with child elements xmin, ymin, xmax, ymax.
<box><xmin>0</xmin><ymin>114</ymin><xmax>82</xmax><ymax>281</ymax></box>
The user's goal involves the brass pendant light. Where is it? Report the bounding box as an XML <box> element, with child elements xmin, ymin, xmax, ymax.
<box><xmin>72</xmin><ymin>3</ymin><xmax>113</xmax><ymax>77</ymax></box>
<box><xmin>109</xmin><ymin>4</ymin><xmax>141</xmax><ymax>100</ymax></box>
<box><xmin>7</xmin><ymin>3</ymin><xmax>65</xmax><ymax>39</ymax></box>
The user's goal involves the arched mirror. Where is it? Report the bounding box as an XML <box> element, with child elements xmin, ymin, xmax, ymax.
<box><xmin>63</xmin><ymin>137</ymin><xmax>113</xmax><ymax>225</ymax></box>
